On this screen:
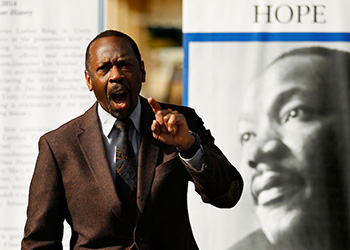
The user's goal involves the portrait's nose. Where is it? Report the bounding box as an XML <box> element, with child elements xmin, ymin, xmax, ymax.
<box><xmin>109</xmin><ymin>65</ymin><xmax>124</xmax><ymax>82</ymax></box>
<box><xmin>247</xmin><ymin>132</ymin><xmax>287</xmax><ymax>170</ymax></box>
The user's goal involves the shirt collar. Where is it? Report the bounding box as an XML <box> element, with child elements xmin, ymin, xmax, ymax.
<box><xmin>97</xmin><ymin>96</ymin><xmax>141</xmax><ymax>138</ymax></box>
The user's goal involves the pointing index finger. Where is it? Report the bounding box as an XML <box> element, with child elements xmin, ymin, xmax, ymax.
<box><xmin>148</xmin><ymin>97</ymin><xmax>162</xmax><ymax>114</ymax></box>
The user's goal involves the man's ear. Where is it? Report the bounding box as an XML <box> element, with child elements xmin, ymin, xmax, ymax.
<box><xmin>85</xmin><ymin>70</ymin><xmax>93</xmax><ymax>91</ymax></box>
<box><xmin>140</xmin><ymin>61</ymin><xmax>146</xmax><ymax>83</ymax></box>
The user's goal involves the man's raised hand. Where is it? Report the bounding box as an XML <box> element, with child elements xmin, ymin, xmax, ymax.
<box><xmin>148</xmin><ymin>97</ymin><xmax>195</xmax><ymax>151</ymax></box>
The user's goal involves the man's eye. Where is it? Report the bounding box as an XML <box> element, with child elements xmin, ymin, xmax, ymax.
<box><xmin>97</xmin><ymin>65</ymin><xmax>108</xmax><ymax>72</ymax></box>
<box><xmin>240</xmin><ymin>132</ymin><xmax>255</xmax><ymax>144</ymax></box>
<box><xmin>120</xmin><ymin>62</ymin><xmax>133</xmax><ymax>70</ymax></box>
<box><xmin>97</xmin><ymin>62</ymin><xmax>113</xmax><ymax>72</ymax></box>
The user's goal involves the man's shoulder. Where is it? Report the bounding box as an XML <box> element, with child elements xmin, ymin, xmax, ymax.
<box><xmin>228</xmin><ymin>229</ymin><xmax>274</xmax><ymax>250</ymax></box>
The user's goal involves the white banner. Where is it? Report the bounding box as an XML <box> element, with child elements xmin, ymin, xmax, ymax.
<box><xmin>0</xmin><ymin>1</ymin><xmax>103</xmax><ymax>249</ymax></box>
<box><xmin>184</xmin><ymin>1</ymin><xmax>350</xmax><ymax>250</ymax></box>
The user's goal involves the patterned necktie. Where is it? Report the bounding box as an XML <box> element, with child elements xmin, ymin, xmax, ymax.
<box><xmin>115</xmin><ymin>118</ymin><xmax>137</xmax><ymax>191</ymax></box>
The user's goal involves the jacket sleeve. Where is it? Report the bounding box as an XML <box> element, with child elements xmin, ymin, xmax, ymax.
<box><xmin>182</xmin><ymin>108</ymin><xmax>244</xmax><ymax>209</ymax></box>
<box><xmin>21</xmin><ymin>136</ymin><xmax>66</xmax><ymax>250</ymax></box>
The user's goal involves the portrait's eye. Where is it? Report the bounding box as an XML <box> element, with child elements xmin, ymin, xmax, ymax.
<box><xmin>286</xmin><ymin>109</ymin><xmax>298</xmax><ymax>121</ymax></box>
<box><xmin>281</xmin><ymin>107</ymin><xmax>311</xmax><ymax>124</ymax></box>
<box><xmin>240</xmin><ymin>132</ymin><xmax>255</xmax><ymax>145</ymax></box>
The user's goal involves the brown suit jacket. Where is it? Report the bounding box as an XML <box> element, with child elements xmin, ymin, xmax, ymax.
<box><xmin>22</xmin><ymin>97</ymin><xmax>243</xmax><ymax>250</ymax></box>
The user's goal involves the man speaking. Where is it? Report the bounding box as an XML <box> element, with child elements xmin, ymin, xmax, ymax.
<box><xmin>21</xmin><ymin>30</ymin><xmax>243</xmax><ymax>250</ymax></box>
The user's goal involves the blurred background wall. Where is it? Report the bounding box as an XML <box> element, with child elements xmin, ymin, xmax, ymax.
<box><xmin>106</xmin><ymin>0</ymin><xmax>183</xmax><ymax>105</ymax></box>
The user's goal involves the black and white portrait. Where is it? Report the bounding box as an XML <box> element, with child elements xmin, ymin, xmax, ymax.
<box><xmin>230</xmin><ymin>46</ymin><xmax>350</xmax><ymax>250</ymax></box>
<box><xmin>186</xmin><ymin>42</ymin><xmax>350</xmax><ymax>249</ymax></box>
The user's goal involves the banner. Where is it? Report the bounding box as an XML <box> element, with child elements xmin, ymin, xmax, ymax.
<box><xmin>184</xmin><ymin>1</ymin><xmax>350</xmax><ymax>249</ymax></box>
<box><xmin>0</xmin><ymin>1</ymin><xmax>104</xmax><ymax>249</ymax></box>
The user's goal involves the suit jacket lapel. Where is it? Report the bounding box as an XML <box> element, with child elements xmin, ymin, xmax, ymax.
<box><xmin>136</xmin><ymin>98</ymin><xmax>160</xmax><ymax>217</ymax></box>
<box><xmin>77</xmin><ymin>103</ymin><xmax>134</xmax><ymax>229</ymax></box>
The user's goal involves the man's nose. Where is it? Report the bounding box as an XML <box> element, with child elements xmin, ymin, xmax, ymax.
<box><xmin>109</xmin><ymin>65</ymin><xmax>124</xmax><ymax>82</ymax></box>
<box><xmin>247</xmin><ymin>133</ymin><xmax>287</xmax><ymax>170</ymax></box>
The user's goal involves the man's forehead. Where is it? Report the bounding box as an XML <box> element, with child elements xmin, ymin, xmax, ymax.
<box><xmin>90</xmin><ymin>36</ymin><xmax>130</xmax><ymax>51</ymax></box>
<box><xmin>90</xmin><ymin>37</ymin><xmax>135</xmax><ymax>60</ymax></box>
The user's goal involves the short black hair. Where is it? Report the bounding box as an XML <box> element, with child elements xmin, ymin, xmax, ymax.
<box><xmin>85</xmin><ymin>30</ymin><xmax>142</xmax><ymax>72</ymax></box>
<box><xmin>269</xmin><ymin>46</ymin><xmax>350</xmax><ymax>69</ymax></box>
<box><xmin>266</xmin><ymin>46</ymin><xmax>350</xmax><ymax>90</ymax></box>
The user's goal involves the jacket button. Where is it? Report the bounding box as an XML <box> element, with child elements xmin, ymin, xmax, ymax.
<box><xmin>204</xmin><ymin>165</ymin><xmax>213</xmax><ymax>174</ymax></box>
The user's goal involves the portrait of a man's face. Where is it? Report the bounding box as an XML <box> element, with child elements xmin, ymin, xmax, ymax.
<box><xmin>237</xmin><ymin>47</ymin><xmax>350</xmax><ymax>249</ymax></box>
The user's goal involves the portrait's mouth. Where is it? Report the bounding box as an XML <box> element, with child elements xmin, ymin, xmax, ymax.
<box><xmin>252</xmin><ymin>170</ymin><xmax>305</xmax><ymax>207</ymax></box>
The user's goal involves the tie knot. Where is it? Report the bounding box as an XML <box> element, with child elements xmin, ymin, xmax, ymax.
<box><xmin>115</xmin><ymin>118</ymin><xmax>132</xmax><ymax>132</ymax></box>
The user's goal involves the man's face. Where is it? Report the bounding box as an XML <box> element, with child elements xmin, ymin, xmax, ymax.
<box><xmin>85</xmin><ymin>36</ymin><xmax>145</xmax><ymax>119</ymax></box>
<box><xmin>238</xmin><ymin>55</ymin><xmax>344</xmax><ymax>246</ymax></box>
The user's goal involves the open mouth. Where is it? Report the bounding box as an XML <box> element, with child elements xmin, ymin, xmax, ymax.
<box><xmin>112</xmin><ymin>91</ymin><xmax>127</xmax><ymax>105</ymax></box>
<box><xmin>109</xmin><ymin>87</ymin><xmax>129</xmax><ymax>109</ymax></box>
